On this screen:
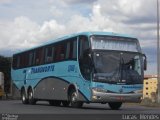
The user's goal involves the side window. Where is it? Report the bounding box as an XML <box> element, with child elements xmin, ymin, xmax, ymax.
<box><xmin>72</xmin><ymin>39</ymin><xmax>77</xmax><ymax>59</ymax></box>
<box><xmin>23</xmin><ymin>52</ymin><xmax>29</xmax><ymax>68</ymax></box>
<box><xmin>66</xmin><ymin>42</ymin><xmax>71</xmax><ymax>59</ymax></box>
<box><xmin>79</xmin><ymin>36</ymin><xmax>89</xmax><ymax>59</ymax></box>
<box><xmin>54</xmin><ymin>43</ymin><xmax>66</xmax><ymax>61</ymax></box>
<box><xmin>65</xmin><ymin>38</ymin><xmax>77</xmax><ymax>60</ymax></box>
<box><xmin>45</xmin><ymin>45</ymin><xmax>54</xmax><ymax>63</ymax></box>
<box><xmin>20</xmin><ymin>54</ymin><xmax>25</xmax><ymax>68</ymax></box>
<box><xmin>35</xmin><ymin>48</ymin><xmax>44</xmax><ymax>65</ymax></box>
<box><xmin>12</xmin><ymin>55</ymin><xmax>16</xmax><ymax>69</ymax></box>
<box><xmin>19</xmin><ymin>55</ymin><xmax>22</xmax><ymax>68</ymax></box>
<box><xmin>29</xmin><ymin>51</ymin><xmax>34</xmax><ymax>66</ymax></box>
<box><xmin>12</xmin><ymin>55</ymin><xmax>20</xmax><ymax>69</ymax></box>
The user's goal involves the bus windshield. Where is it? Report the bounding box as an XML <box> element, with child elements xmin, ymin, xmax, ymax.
<box><xmin>92</xmin><ymin>50</ymin><xmax>143</xmax><ymax>84</ymax></box>
<box><xmin>90</xmin><ymin>35</ymin><xmax>143</xmax><ymax>84</ymax></box>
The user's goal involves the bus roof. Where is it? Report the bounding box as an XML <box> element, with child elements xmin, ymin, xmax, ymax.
<box><xmin>14</xmin><ymin>31</ymin><xmax>137</xmax><ymax>55</ymax></box>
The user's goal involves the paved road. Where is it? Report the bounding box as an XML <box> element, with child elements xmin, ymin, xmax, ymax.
<box><xmin>0</xmin><ymin>100</ymin><xmax>160</xmax><ymax>120</ymax></box>
<box><xmin>0</xmin><ymin>100</ymin><xmax>160</xmax><ymax>114</ymax></box>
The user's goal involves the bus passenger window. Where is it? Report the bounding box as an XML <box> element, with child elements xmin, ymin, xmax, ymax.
<box><xmin>12</xmin><ymin>55</ymin><xmax>17</xmax><ymax>69</ymax></box>
<box><xmin>22</xmin><ymin>53</ymin><xmax>29</xmax><ymax>68</ymax></box>
<box><xmin>55</xmin><ymin>45</ymin><xmax>61</xmax><ymax>61</ymax></box>
<box><xmin>72</xmin><ymin>40</ymin><xmax>77</xmax><ymax>59</ymax></box>
<box><xmin>65</xmin><ymin>38</ymin><xmax>77</xmax><ymax>60</ymax></box>
<box><xmin>66</xmin><ymin>42</ymin><xmax>70</xmax><ymax>59</ymax></box>
<box><xmin>20</xmin><ymin>54</ymin><xmax>26</xmax><ymax>68</ymax></box>
<box><xmin>55</xmin><ymin>43</ymin><xmax>66</xmax><ymax>61</ymax></box>
<box><xmin>79</xmin><ymin>36</ymin><xmax>89</xmax><ymax>58</ymax></box>
<box><xmin>35</xmin><ymin>48</ymin><xmax>44</xmax><ymax>65</ymax></box>
<box><xmin>60</xmin><ymin>53</ymin><xmax>64</xmax><ymax>60</ymax></box>
<box><xmin>17</xmin><ymin>56</ymin><xmax>20</xmax><ymax>68</ymax></box>
<box><xmin>29</xmin><ymin>52</ymin><xmax>34</xmax><ymax>66</ymax></box>
<box><xmin>45</xmin><ymin>46</ymin><xmax>54</xmax><ymax>63</ymax></box>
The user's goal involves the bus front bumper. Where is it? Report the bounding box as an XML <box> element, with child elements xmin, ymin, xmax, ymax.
<box><xmin>91</xmin><ymin>91</ymin><xmax>142</xmax><ymax>103</ymax></box>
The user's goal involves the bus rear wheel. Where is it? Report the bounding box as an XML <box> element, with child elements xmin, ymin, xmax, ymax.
<box><xmin>108</xmin><ymin>102</ymin><xmax>122</xmax><ymax>110</ymax></box>
<box><xmin>69</xmin><ymin>90</ymin><xmax>83</xmax><ymax>108</ymax></box>
<box><xmin>21</xmin><ymin>89</ymin><xmax>28</xmax><ymax>104</ymax></box>
<box><xmin>28</xmin><ymin>89</ymin><xmax>36</xmax><ymax>105</ymax></box>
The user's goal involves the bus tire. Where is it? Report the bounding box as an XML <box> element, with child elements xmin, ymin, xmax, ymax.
<box><xmin>62</xmin><ymin>101</ymin><xmax>70</xmax><ymax>107</ymax></box>
<box><xmin>21</xmin><ymin>89</ymin><xmax>29</xmax><ymax>104</ymax></box>
<box><xmin>69</xmin><ymin>89</ymin><xmax>83</xmax><ymax>108</ymax></box>
<box><xmin>28</xmin><ymin>88</ymin><xmax>36</xmax><ymax>105</ymax></box>
<box><xmin>49</xmin><ymin>100</ymin><xmax>61</xmax><ymax>106</ymax></box>
<box><xmin>108</xmin><ymin>102</ymin><xmax>122</xmax><ymax>110</ymax></box>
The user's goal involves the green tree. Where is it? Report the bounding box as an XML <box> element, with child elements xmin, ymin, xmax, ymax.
<box><xmin>0</xmin><ymin>55</ymin><xmax>11</xmax><ymax>94</ymax></box>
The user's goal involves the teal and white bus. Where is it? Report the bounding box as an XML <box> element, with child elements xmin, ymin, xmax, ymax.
<box><xmin>11</xmin><ymin>32</ymin><xmax>146</xmax><ymax>110</ymax></box>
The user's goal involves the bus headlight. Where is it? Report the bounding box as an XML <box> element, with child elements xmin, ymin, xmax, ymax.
<box><xmin>92</xmin><ymin>87</ymin><xmax>107</xmax><ymax>93</ymax></box>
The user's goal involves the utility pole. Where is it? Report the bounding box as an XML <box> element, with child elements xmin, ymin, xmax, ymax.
<box><xmin>157</xmin><ymin>0</ymin><xmax>160</xmax><ymax>103</ymax></box>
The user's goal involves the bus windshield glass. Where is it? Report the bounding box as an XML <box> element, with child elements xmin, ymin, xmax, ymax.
<box><xmin>93</xmin><ymin>51</ymin><xmax>143</xmax><ymax>84</ymax></box>
<box><xmin>91</xmin><ymin>35</ymin><xmax>141</xmax><ymax>52</ymax></box>
<box><xmin>90</xmin><ymin>35</ymin><xmax>143</xmax><ymax>84</ymax></box>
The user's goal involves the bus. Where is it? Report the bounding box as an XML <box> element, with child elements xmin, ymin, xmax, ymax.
<box><xmin>11</xmin><ymin>32</ymin><xmax>146</xmax><ymax>110</ymax></box>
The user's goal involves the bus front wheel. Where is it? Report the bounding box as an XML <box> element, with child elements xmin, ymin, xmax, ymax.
<box><xmin>21</xmin><ymin>89</ymin><xmax>28</xmax><ymax>104</ymax></box>
<box><xmin>108</xmin><ymin>102</ymin><xmax>122</xmax><ymax>110</ymax></box>
<box><xmin>69</xmin><ymin>90</ymin><xmax>83</xmax><ymax>108</ymax></box>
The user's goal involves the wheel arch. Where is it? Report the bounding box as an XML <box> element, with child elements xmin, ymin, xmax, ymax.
<box><xmin>27</xmin><ymin>86</ymin><xmax>35</xmax><ymax>97</ymax></box>
<box><xmin>21</xmin><ymin>86</ymin><xmax>26</xmax><ymax>95</ymax></box>
<box><xmin>27</xmin><ymin>86</ymin><xmax>33</xmax><ymax>93</ymax></box>
<box><xmin>67</xmin><ymin>84</ymin><xmax>78</xmax><ymax>99</ymax></box>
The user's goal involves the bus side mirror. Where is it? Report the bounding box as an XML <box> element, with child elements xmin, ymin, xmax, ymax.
<box><xmin>83</xmin><ymin>49</ymin><xmax>91</xmax><ymax>58</ymax></box>
<box><xmin>143</xmin><ymin>54</ymin><xmax>147</xmax><ymax>71</ymax></box>
<box><xmin>83</xmin><ymin>49</ymin><xmax>94</xmax><ymax>66</ymax></box>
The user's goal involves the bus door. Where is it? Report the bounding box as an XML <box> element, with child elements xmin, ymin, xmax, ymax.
<box><xmin>78</xmin><ymin>35</ymin><xmax>92</xmax><ymax>97</ymax></box>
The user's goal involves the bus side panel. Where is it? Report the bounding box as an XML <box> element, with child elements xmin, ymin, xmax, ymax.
<box><xmin>34</xmin><ymin>77</ymin><xmax>69</xmax><ymax>100</ymax></box>
<box><xmin>33</xmin><ymin>76</ymin><xmax>89</xmax><ymax>102</ymax></box>
<box><xmin>11</xmin><ymin>69</ymin><xmax>25</xmax><ymax>90</ymax></box>
<box><xmin>11</xmin><ymin>61</ymin><xmax>91</xmax><ymax>102</ymax></box>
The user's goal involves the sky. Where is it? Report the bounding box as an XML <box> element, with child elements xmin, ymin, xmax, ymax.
<box><xmin>0</xmin><ymin>0</ymin><xmax>157</xmax><ymax>75</ymax></box>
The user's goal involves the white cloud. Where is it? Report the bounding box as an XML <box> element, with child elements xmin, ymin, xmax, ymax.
<box><xmin>50</xmin><ymin>6</ymin><xmax>63</xmax><ymax>18</ymax></box>
<box><xmin>0</xmin><ymin>0</ymin><xmax>156</xmax><ymax>50</ymax></box>
<box><xmin>0</xmin><ymin>0</ymin><xmax>12</xmax><ymax>4</ymax></box>
<box><xmin>0</xmin><ymin>0</ymin><xmax>157</xmax><ymax>74</ymax></box>
<box><xmin>118</xmin><ymin>0</ymin><xmax>141</xmax><ymax>15</ymax></box>
<box><xmin>0</xmin><ymin>0</ymin><xmax>154</xmax><ymax>48</ymax></box>
<box><xmin>0</xmin><ymin>16</ymin><xmax>67</xmax><ymax>51</ymax></box>
<box><xmin>50</xmin><ymin>0</ymin><xmax>97</xmax><ymax>5</ymax></box>
<box><xmin>38</xmin><ymin>20</ymin><xmax>65</xmax><ymax>41</ymax></box>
